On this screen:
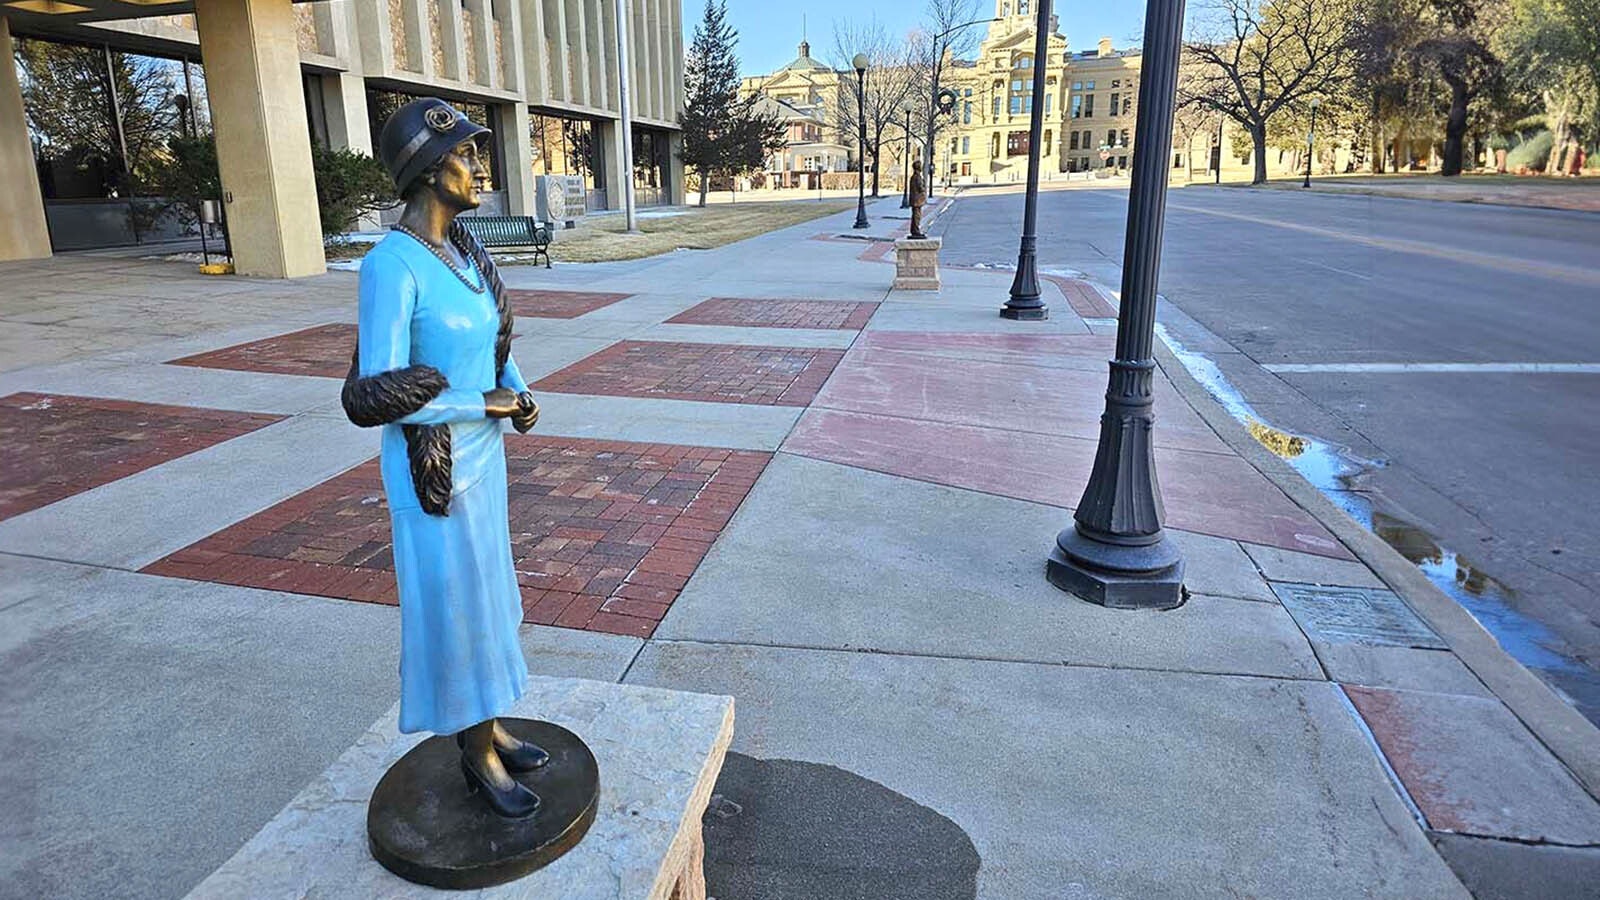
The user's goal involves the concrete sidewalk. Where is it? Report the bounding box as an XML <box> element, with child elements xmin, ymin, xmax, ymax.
<box><xmin>3</xmin><ymin>195</ymin><xmax>1598</xmax><ymax>899</ymax></box>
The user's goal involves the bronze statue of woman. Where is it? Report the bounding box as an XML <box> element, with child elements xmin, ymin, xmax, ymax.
<box><xmin>343</xmin><ymin>98</ymin><xmax>545</xmax><ymax>819</ymax></box>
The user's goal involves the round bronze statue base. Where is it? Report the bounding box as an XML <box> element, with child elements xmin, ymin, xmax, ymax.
<box><xmin>367</xmin><ymin>718</ymin><xmax>599</xmax><ymax>889</ymax></box>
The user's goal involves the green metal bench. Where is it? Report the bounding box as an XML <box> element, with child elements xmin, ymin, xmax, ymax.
<box><xmin>460</xmin><ymin>215</ymin><xmax>552</xmax><ymax>268</ymax></box>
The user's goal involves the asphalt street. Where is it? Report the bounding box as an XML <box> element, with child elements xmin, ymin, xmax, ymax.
<box><xmin>932</xmin><ymin>182</ymin><xmax>1600</xmax><ymax>725</ymax></box>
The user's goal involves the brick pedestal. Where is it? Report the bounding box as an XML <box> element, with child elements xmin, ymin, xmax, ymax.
<box><xmin>892</xmin><ymin>237</ymin><xmax>942</xmax><ymax>291</ymax></box>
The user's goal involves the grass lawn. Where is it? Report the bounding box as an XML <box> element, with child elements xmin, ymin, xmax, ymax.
<box><xmin>536</xmin><ymin>200</ymin><xmax>855</xmax><ymax>264</ymax></box>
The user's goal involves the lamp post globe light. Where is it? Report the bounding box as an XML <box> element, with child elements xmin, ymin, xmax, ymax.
<box><xmin>1045</xmin><ymin>0</ymin><xmax>1190</xmax><ymax>609</ymax></box>
<box><xmin>852</xmin><ymin>53</ymin><xmax>871</xmax><ymax>229</ymax></box>
<box><xmin>999</xmin><ymin>0</ymin><xmax>1053</xmax><ymax>321</ymax></box>
<box><xmin>1303</xmin><ymin>96</ymin><xmax>1321</xmax><ymax>188</ymax></box>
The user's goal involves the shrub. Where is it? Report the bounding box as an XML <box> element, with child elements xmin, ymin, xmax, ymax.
<box><xmin>311</xmin><ymin>144</ymin><xmax>396</xmax><ymax>244</ymax></box>
<box><xmin>1506</xmin><ymin>130</ymin><xmax>1553</xmax><ymax>172</ymax></box>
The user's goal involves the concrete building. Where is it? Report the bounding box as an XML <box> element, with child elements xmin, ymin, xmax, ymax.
<box><xmin>1</xmin><ymin>0</ymin><xmax>685</xmax><ymax>276</ymax></box>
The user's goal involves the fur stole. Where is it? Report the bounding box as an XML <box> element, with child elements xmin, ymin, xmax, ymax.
<box><xmin>341</xmin><ymin>354</ymin><xmax>454</xmax><ymax>516</ymax></box>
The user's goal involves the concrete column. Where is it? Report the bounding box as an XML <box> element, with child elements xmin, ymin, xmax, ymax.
<box><xmin>195</xmin><ymin>0</ymin><xmax>326</xmax><ymax>277</ymax></box>
<box><xmin>437</xmin><ymin>0</ymin><xmax>466</xmax><ymax>82</ymax></box>
<box><xmin>496</xmin><ymin>103</ymin><xmax>535</xmax><ymax>216</ymax></box>
<box><xmin>0</xmin><ymin>18</ymin><xmax>51</xmax><ymax>262</ymax></box>
<box><xmin>320</xmin><ymin>72</ymin><xmax>373</xmax><ymax>155</ymax></box>
<box><xmin>665</xmin><ymin>130</ymin><xmax>684</xmax><ymax>206</ymax></box>
<box><xmin>598</xmin><ymin>117</ymin><xmax>625</xmax><ymax>210</ymax></box>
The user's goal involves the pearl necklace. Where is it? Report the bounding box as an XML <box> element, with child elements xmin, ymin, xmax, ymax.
<box><xmin>392</xmin><ymin>223</ymin><xmax>484</xmax><ymax>293</ymax></box>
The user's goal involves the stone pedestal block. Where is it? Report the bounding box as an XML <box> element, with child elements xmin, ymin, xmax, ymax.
<box><xmin>893</xmin><ymin>237</ymin><xmax>942</xmax><ymax>291</ymax></box>
<box><xmin>185</xmin><ymin>676</ymin><xmax>734</xmax><ymax>899</ymax></box>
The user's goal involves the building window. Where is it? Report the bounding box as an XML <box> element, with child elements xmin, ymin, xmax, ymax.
<box><xmin>1112</xmin><ymin>79</ymin><xmax>1121</xmax><ymax>88</ymax></box>
<box><xmin>962</xmin><ymin>136</ymin><xmax>970</xmax><ymax>154</ymax></box>
<box><xmin>1086</xmin><ymin>81</ymin><xmax>1096</xmax><ymax>89</ymax></box>
<box><xmin>963</xmin><ymin>101</ymin><xmax>972</xmax><ymax>124</ymax></box>
<box><xmin>1070</xmin><ymin>132</ymin><xmax>1079</xmax><ymax>150</ymax></box>
<box><xmin>1070</xmin><ymin>95</ymin><xmax>1082</xmax><ymax>119</ymax></box>
<box><xmin>1009</xmin><ymin>79</ymin><xmax>1031</xmax><ymax>115</ymax></box>
<box><xmin>1123</xmin><ymin>95</ymin><xmax>1133</xmax><ymax>115</ymax></box>
<box><xmin>1072</xmin><ymin>81</ymin><xmax>1082</xmax><ymax>91</ymax></box>
<box><xmin>951</xmin><ymin>138</ymin><xmax>959</xmax><ymax>156</ymax></box>
<box><xmin>1007</xmin><ymin>130</ymin><xmax>1030</xmax><ymax>157</ymax></box>
<box><xmin>992</xmin><ymin>95</ymin><xmax>1001</xmax><ymax>119</ymax></box>
<box><xmin>1016</xmin><ymin>54</ymin><xmax>1033</xmax><ymax>69</ymax></box>
<box><xmin>1019</xmin><ymin>0</ymin><xmax>1029</xmax><ymax>13</ymax></box>
<box><xmin>1043</xmin><ymin>130</ymin><xmax>1052</xmax><ymax>155</ymax></box>
<box><xmin>1083</xmin><ymin>94</ymin><xmax>1095</xmax><ymax>117</ymax></box>
<box><xmin>1045</xmin><ymin>93</ymin><xmax>1052</xmax><ymax>115</ymax></box>
<box><xmin>1174</xmin><ymin>153</ymin><xmax>1183</xmax><ymax>168</ymax></box>
<box><xmin>992</xmin><ymin>133</ymin><xmax>1001</xmax><ymax>157</ymax></box>
<box><xmin>961</xmin><ymin>161</ymin><xmax>972</xmax><ymax>175</ymax></box>
<box><xmin>529</xmin><ymin>110</ymin><xmax>605</xmax><ymax>198</ymax></box>
<box><xmin>1121</xmin><ymin>128</ymin><xmax>1130</xmax><ymax>147</ymax></box>
<box><xmin>1106</xmin><ymin>130</ymin><xmax>1116</xmax><ymax>146</ymax></box>
<box><xmin>1110</xmin><ymin>93</ymin><xmax>1119</xmax><ymax>115</ymax></box>
<box><xmin>1082</xmin><ymin>129</ymin><xmax>1092</xmax><ymax>147</ymax></box>
<box><xmin>1118</xmin><ymin>155</ymin><xmax>1128</xmax><ymax>168</ymax></box>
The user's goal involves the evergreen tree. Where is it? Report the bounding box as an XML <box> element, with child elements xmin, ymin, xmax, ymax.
<box><xmin>680</xmin><ymin>0</ymin><xmax>784</xmax><ymax>205</ymax></box>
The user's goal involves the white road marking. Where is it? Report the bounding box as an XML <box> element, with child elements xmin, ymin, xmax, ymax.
<box><xmin>1265</xmin><ymin>362</ymin><xmax>1600</xmax><ymax>374</ymax></box>
<box><xmin>1289</xmin><ymin>256</ymin><xmax>1373</xmax><ymax>280</ymax></box>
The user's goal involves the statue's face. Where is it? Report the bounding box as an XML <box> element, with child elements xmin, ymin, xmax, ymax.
<box><xmin>433</xmin><ymin>139</ymin><xmax>488</xmax><ymax>211</ymax></box>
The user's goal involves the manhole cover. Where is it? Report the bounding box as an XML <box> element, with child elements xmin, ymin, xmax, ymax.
<box><xmin>1270</xmin><ymin>583</ymin><xmax>1447</xmax><ymax>649</ymax></box>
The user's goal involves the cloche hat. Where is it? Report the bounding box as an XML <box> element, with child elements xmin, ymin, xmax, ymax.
<box><xmin>377</xmin><ymin>98</ymin><xmax>491</xmax><ymax>194</ymax></box>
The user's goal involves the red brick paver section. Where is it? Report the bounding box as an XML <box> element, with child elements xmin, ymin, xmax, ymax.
<box><xmin>1042</xmin><ymin>275</ymin><xmax>1118</xmax><ymax>318</ymax></box>
<box><xmin>506</xmin><ymin>289</ymin><xmax>632</xmax><ymax>319</ymax></box>
<box><xmin>534</xmin><ymin>341</ymin><xmax>845</xmax><ymax>406</ymax></box>
<box><xmin>169</xmin><ymin>323</ymin><xmax>356</xmax><ymax>378</ymax></box>
<box><xmin>666</xmin><ymin>297</ymin><xmax>877</xmax><ymax>331</ymax></box>
<box><xmin>143</xmin><ymin>436</ymin><xmax>772</xmax><ymax>638</ymax></box>
<box><xmin>0</xmin><ymin>392</ymin><xmax>283</xmax><ymax>522</ymax></box>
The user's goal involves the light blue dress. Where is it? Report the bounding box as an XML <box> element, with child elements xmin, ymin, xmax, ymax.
<box><xmin>357</xmin><ymin>231</ymin><xmax>530</xmax><ymax>736</ymax></box>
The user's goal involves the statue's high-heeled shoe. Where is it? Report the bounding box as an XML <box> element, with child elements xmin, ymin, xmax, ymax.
<box><xmin>457</xmin><ymin>731</ymin><xmax>551</xmax><ymax>773</ymax></box>
<box><xmin>459</xmin><ymin>754</ymin><xmax>541</xmax><ymax>819</ymax></box>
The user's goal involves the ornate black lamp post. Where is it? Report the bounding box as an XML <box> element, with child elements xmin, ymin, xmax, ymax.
<box><xmin>1046</xmin><ymin>0</ymin><xmax>1188</xmax><ymax>609</ymax></box>
<box><xmin>999</xmin><ymin>0</ymin><xmax>1052</xmax><ymax>321</ymax></box>
<box><xmin>1302</xmin><ymin>96</ymin><xmax>1321</xmax><ymax>188</ymax></box>
<box><xmin>900</xmin><ymin>100</ymin><xmax>914</xmax><ymax>209</ymax></box>
<box><xmin>852</xmin><ymin>52</ymin><xmax>870</xmax><ymax>230</ymax></box>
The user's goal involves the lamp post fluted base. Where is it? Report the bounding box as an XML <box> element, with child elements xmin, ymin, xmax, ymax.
<box><xmin>1001</xmin><ymin>237</ymin><xmax>1049</xmax><ymax>320</ymax></box>
<box><xmin>1046</xmin><ymin>526</ymin><xmax>1186</xmax><ymax>610</ymax></box>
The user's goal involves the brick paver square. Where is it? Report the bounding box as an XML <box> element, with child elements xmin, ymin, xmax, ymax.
<box><xmin>533</xmin><ymin>341</ymin><xmax>845</xmax><ymax>406</ymax></box>
<box><xmin>506</xmin><ymin>289</ymin><xmax>632</xmax><ymax>319</ymax></box>
<box><xmin>143</xmin><ymin>435</ymin><xmax>772</xmax><ymax>638</ymax></box>
<box><xmin>169</xmin><ymin>323</ymin><xmax>355</xmax><ymax>378</ymax></box>
<box><xmin>0</xmin><ymin>392</ymin><xmax>283</xmax><ymax>521</ymax></box>
<box><xmin>666</xmin><ymin>297</ymin><xmax>877</xmax><ymax>330</ymax></box>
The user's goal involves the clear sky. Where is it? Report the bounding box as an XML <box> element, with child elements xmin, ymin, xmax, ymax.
<box><xmin>683</xmin><ymin>1</ymin><xmax>1148</xmax><ymax>77</ymax></box>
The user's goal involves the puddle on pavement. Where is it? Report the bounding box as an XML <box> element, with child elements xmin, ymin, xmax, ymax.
<box><xmin>1157</xmin><ymin>324</ymin><xmax>1600</xmax><ymax>723</ymax></box>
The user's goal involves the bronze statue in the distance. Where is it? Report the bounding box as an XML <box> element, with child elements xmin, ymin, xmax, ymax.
<box><xmin>909</xmin><ymin>158</ymin><xmax>929</xmax><ymax>239</ymax></box>
<box><xmin>345</xmin><ymin>97</ymin><xmax>598</xmax><ymax>890</ymax></box>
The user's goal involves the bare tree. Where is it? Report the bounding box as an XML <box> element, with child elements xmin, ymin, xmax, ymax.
<box><xmin>916</xmin><ymin>0</ymin><xmax>985</xmax><ymax>186</ymax></box>
<box><xmin>1180</xmin><ymin>0</ymin><xmax>1356</xmax><ymax>183</ymax></box>
<box><xmin>832</xmin><ymin>17</ymin><xmax>920</xmax><ymax>197</ymax></box>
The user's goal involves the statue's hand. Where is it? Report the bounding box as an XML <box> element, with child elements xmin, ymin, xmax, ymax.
<box><xmin>483</xmin><ymin>387</ymin><xmax>521</xmax><ymax>418</ymax></box>
<box><xmin>510</xmin><ymin>392</ymin><xmax>540</xmax><ymax>433</ymax></box>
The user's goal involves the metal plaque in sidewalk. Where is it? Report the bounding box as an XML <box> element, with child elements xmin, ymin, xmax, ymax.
<box><xmin>1270</xmin><ymin>583</ymin><xmax>1448</xmax><ymax>649</ymax></box>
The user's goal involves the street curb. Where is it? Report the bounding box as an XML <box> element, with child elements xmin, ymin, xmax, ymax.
<box><xmin>1146</xmin><ymin>320</ymin><xmax>1600</xmax><ymax>803</ymax></box>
